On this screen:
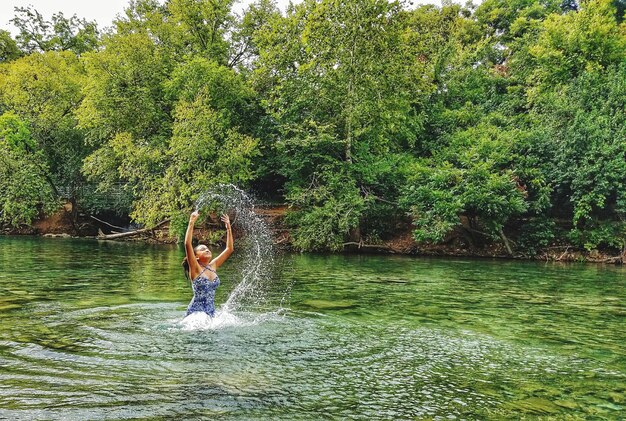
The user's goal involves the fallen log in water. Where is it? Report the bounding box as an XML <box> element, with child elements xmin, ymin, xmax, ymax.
<box><xmin>97</xmin><ymin>220</ymin><xmax>169</xmax><ymax>240</ymax></box>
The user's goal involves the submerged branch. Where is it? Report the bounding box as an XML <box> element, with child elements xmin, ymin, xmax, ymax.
<box><xmin>343</xmin><ymin>241</ymin><xmax>396</xmax><ymax>252</ymax></box>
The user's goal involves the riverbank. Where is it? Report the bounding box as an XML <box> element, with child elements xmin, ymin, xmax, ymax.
<box><xmin>2</xmin><ymin>205</ymin><xmax>624</xmax><ymax>264</ymax></box>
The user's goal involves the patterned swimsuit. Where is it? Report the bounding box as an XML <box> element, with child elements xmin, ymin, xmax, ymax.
<box><xmin>185</xmin><ymin>265</ymin><xmax>220</xmax><ymax>317</ymax></box>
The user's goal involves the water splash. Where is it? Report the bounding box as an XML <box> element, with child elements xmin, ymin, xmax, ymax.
<box><xmin>177</xmin><ymin>308</ymin><xmax>286</xmax><ymax>331</ymax></box>
<box><xmin>194</xmin><ymin>184</ymin><xmax>277</xmax><ymax>314</ymax></box>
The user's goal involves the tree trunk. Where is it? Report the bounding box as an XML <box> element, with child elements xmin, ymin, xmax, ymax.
<box><xmin>499</xmin><ymin>227</ymin><xmax>514</xmax><ymax>256</ymax></box>
<box><xmin>68</xmin><ymin>196</ymin><xmax>79</xmax><ymax>235</ymax></box>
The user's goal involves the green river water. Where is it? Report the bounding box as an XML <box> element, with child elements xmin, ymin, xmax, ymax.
<box><xmin>0</xmin><ymin>236</ymin><xmax>624</xmax><ymax>420</ymax></box>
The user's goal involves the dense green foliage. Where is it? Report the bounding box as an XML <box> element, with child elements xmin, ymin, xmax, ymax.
<box><xmin>10</xmin><ymin>6</ymin><xmax>100</xmax><ymax>55</ymax></box>
<box><xmin>0</xmin><ymin>113</ymin><xmax>57</xmax><ymax>225</ymax></box>
<box><xmin>0</xmin><ymin>0</ymin><xmax>624</xmax><ymax>255</ymax></box>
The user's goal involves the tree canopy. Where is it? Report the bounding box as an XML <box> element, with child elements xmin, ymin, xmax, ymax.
<box><xmin>0</xmin><ymin>0</ymin><xmax>624</xmax><ymax>255</ymax></box>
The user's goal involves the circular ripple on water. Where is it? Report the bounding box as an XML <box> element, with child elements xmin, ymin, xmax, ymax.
<box><xmin>1</xmin><ymin>304</ymin><xmax>623</xmax><ymax>420</ymax></box>
<box><xmin>0</xmin><ymin>302</ymin><xmax>290</xmax><ymax>420</ymax></box>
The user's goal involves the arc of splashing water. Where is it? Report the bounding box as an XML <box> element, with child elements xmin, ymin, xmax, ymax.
<box><xmin>194</xmin><ymin>184</ymin><xmax>275</xmax><ymax>313</ymax></box>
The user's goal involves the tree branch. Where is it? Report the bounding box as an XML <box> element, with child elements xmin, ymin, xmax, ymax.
<box><xmin>88</xmin><ymin>214</ymin><xmax>128</xmax><ymax>231</ymax></box>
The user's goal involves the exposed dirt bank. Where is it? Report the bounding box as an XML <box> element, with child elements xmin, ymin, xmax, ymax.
<box><xmin>3</xmin><ymin>204</ymin><xmax>624</xmax><ymax>264</ymax></box>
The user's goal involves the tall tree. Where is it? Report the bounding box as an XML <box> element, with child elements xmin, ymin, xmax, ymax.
<box><xmin>78</xmin><ymin>0</ymin><xmax>258</xmax><ymax>229</ymax></box>
<box><xmin>254</xmin><ymin>0</ymin><xmax>424</xmax><ymax>249</ymax></box>
<box><xmin>0</xmin><ymin>113</ymin><xmax>57</xmax><ymax>226</ymax></box>
<box><xmin>168</xmin><ymin>0</ymin><xmax>235</xmax><ymax>61</ymax></box>
<box><xmin>0</xmin><ymin>51</ymin><xmax>89</xmax><ymax>211</ymax></box>
<box><xmin>228</xmin><ymin>0</ymin><xmax>281</xmax><ymax>69</ymax></box>
<box><xmin>0</xmin><ymin>30</ymin><xmax>23</xmax><ymax>63</ymax></box>
<box><xmin>10</xmin><ymin>6</ymin><xmax>100</xmax><ymax>55</ymax></box>
<box><xmin>520</xmin><ymin>0</ymin><xmax>626</xmax><ymax>251</ymax></box>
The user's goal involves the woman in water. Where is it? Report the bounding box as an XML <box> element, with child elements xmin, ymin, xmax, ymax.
<box><xmin>183</xmin><ymin>210</ymin><xmax>233</xmax><ymax>317</ymax></box>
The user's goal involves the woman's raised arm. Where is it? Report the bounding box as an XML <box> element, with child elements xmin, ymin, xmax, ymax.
<box><xmin>185</xmin><ymin>211</ymin><xmax>201</xmax><ymax>279</ymax></box>
<box><xmin>210</xmin><ymin>214</ymin><xmax>234</xmax><ymax>268</ymax></box>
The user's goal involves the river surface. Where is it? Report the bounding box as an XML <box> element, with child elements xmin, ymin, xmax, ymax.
<box><xmin>0</xmin><ymin>236</ymin><xmax>624</xmax><ymax>419</ymax></box>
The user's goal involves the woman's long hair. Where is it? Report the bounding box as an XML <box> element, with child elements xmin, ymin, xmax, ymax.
<box><xmin>182</xmin><ymin>257</ymin><xmax>191</xmax><ymax>281</ymax></box>
<box><xmin>183</xmin><ymin>245</ymin><xmax>206</xmax><ymax>280</ymax></box>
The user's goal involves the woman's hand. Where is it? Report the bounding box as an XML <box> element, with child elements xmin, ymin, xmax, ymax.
<box><xmin>221</xmin><ymin>213</ymin><xmax>231</xmax><ymax>228</ymax></box>
<box><xmin>190</xmin><ymin>210</ymin><xmax>200</xmax><ymax>223</ymax></box>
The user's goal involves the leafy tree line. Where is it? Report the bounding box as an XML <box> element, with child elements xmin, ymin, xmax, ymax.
<box><xmin>0</xmin><ymin>0</ymin><xmax>624</xmax><ymax>256</ymax></box>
